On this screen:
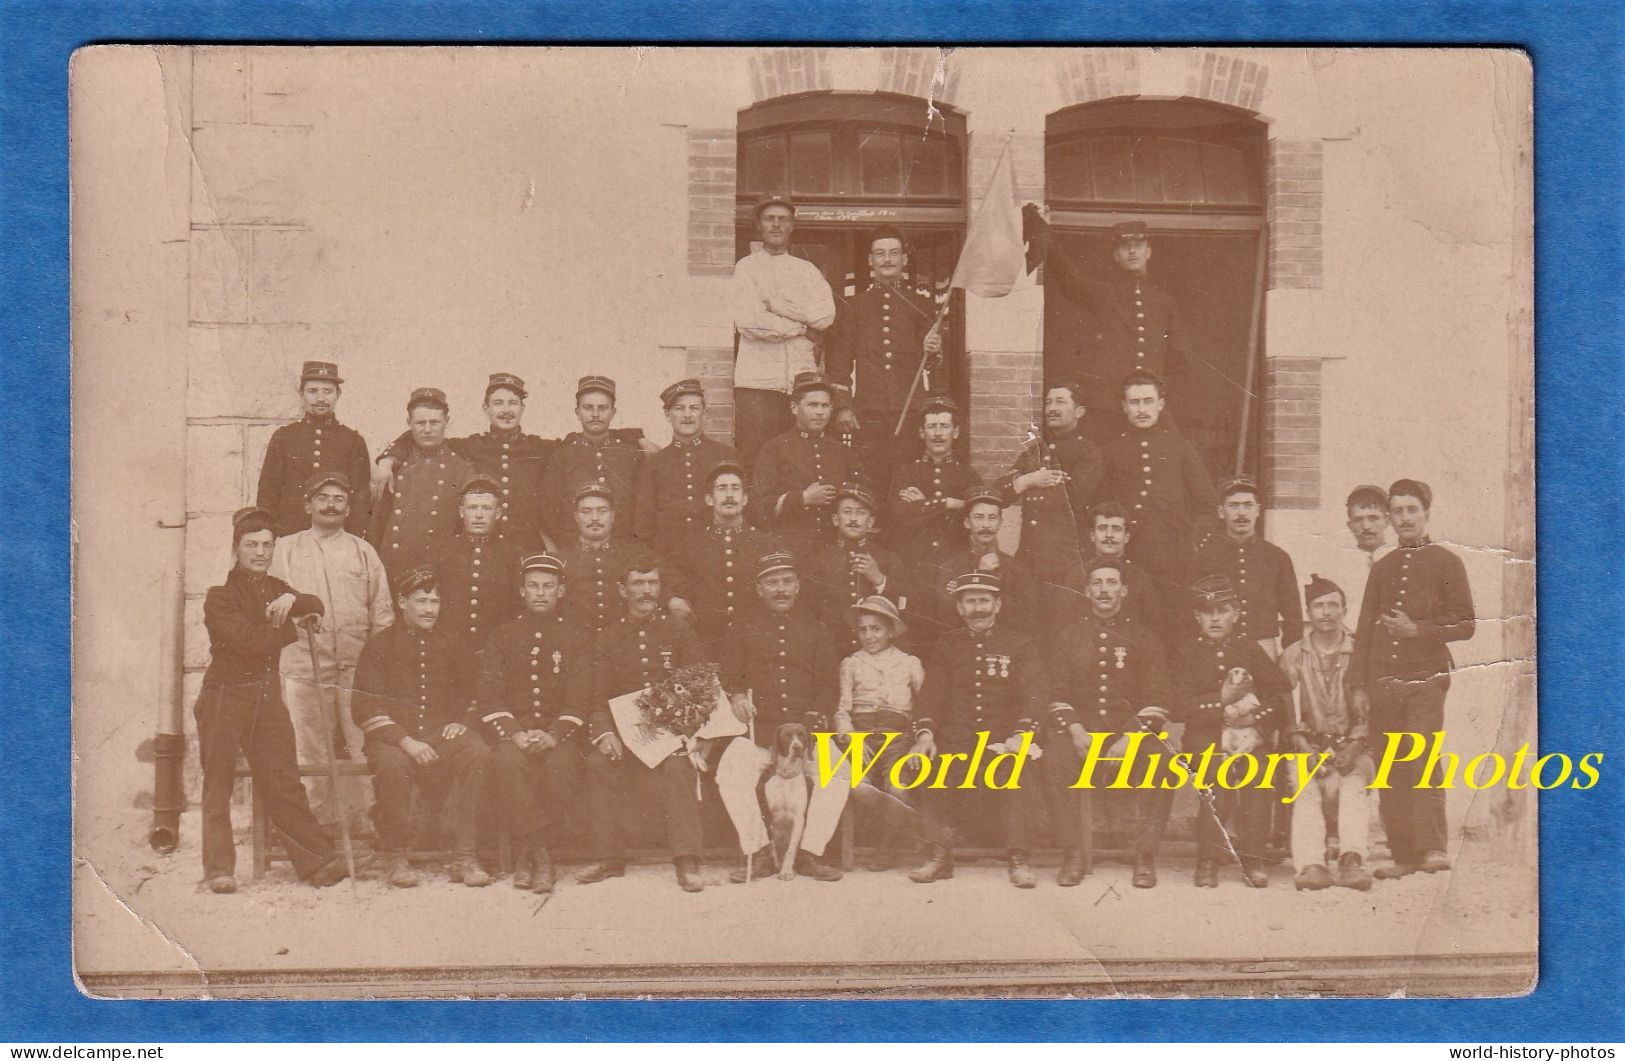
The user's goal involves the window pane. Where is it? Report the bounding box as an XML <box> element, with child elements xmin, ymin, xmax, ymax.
<box><xmin>1159</xmin><ymin>136</ymin><xmax>1206</xmax><ymax>203</ymax></box>
<box><xmin>790</xmin><ymin>131</ymin><xmax>833</xmax><ymax>194</ymax></box>
<box><xmin>1202</xmin><ymin>141</ymin><xmax>1257</xmax><ymax>205</ymax></box>
<box><xmin>741</xmin><ymin>136</ymin><xmax>788</xmax><ymax>194</ymax></box>
<box><xmin>902</xmin><ymin>136</ymin><xmax>946</xmax><ymax>196</ymax></box>
<box><xmin>1131</xmin><ymin>136</ymin><xmax>1163</xmax><ymax>202</ymax></box>
<box><xmin>1048</xmin><ymin>139</ymin><xmax>1093</xmax><ymax>200</ymax></box>
<box><xmin>1090</xmin><ymin>136</ymin><xmax>1135</xmax><ymax>200</ymax></box>
<box><xmin>859</xmin><ymin>131</ymin><xmax>903</xmax><ymax>195</ymax></box>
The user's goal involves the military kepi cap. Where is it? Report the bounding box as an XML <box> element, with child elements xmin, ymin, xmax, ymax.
<box><xmin>660</xmin><ymin>378</ymin><xmax>706</xmax><ymax>409</ymax></box>
<box><xmin>756</xmin><ymin>549</ymin><xmax>797</xmax><ymax>579</ymax></box>
<box><xmin>300</xmin><ymin>361</ymin><xmax>343</xmax><ymax>384</ymax></box>
<box><xmin>485</xmin><ymin>372</ymin><xmax>527</xmax><ymax>399</ymax></box>
<box><xmin>790</xmin><ymin>371</ymin><xmax>834</xmax><ymax>398</ymax></box>
<box><xmin>1303</xmin><ymin>573</ymin><xmax>1343</xmax><ymax>609</ymax></box>
<box><xmin>576</xmin><ymin>375</ymin><xmax>616</xmax><ymax>401</ymax></box>
<box><xmin>964</xmin><ymin>489</ymin><xmax>1005</xmax><ymax>510</ymax></box>
<box><xmin>1388</xmin><ymin>478</ymin><xmax>1432</xmax><ymax>509</ymax></box>
<box><xmin>1111</xmin><ymin>220</ymin><xmax>1150</xmax><ymax>241</ymax></box>
<box><xmin>920</xmin><ymin>395</ymin><xmax>960</xmax><ymax>418</ymax></box>
<box><xmin>302</xmin><ymin>471</ymin><xmax>353</xmax><ymax>498</ymax></box>
<box><xmin>520</xmin><ymin>552</ymin><xmax>565</xmax><ymax>577</ymax></box>
<box><xmin>1217</xmin><ymin>475</ymin><xmax>1260</xmax><ymax>501</ymax></box>
<box><xmin>947</xmin><ymin>571</ymin><xmax>1002</xmax><ymax>595</ymax></box>
<box><xmin>1191</xmin><ymin>575</ymin><xmax>1239</xmax><ymax>609</ymax></box>
<box><xmin>836</xmin><ymin>482</ymin><xmax>878</xmax><ymax>511</ymax></box>
<box><xmin>753</xmin><ymin>192</ymin><xmax>796</xmax><ymax>219</ymax></box>
<box><xmin>231</xmin><ymin>505</ymin><xmax>275</xmax><ymax>532</ymax></box>
<box><xmin>574</xmin><ymin>480</ymin><xmax>614</xmax><ymax>505</ymax></box>
<box><xmin>706</xmin><ymin>459</ymin><xmax>747</xmax><ymax>490</ymax></box>
<box><xmin>407</xmin><ymin>387</ymin><xmax>449</xmax><ymax>412</ymax></box>
<box><xmin>392</xmin><ymin>564</ymin><xmax>439</xmax><ymax>598</ymax></box>
<box><xmin>460</xmin><ymin>472</ymin><xmax>503</xmax><ymax>497</ymax></box>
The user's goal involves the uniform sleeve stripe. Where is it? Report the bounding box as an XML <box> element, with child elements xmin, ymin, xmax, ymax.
<box><xmin>359</xmin><ymin>716</ymin><xmax>393</xmax><ymax>732</ymax></box>
<box><xmin>559</xmin><ymin>715</ymin><xmax>583</xmax><ymax>726</ymax></box>
<box><xmin>481</xmin><ymin>711</ymin><xmax>515</xmax><ymax>723</ymax></box>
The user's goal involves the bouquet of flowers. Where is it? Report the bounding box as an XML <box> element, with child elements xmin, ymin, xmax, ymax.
<box><xmin>635</xmin><ymin>663</ymin><xmax>725</xmax><ymax>777</ymax></box>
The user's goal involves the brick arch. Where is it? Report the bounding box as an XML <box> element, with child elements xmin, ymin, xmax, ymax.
<box><xmin>746</xmin><ymin>48</ymin><xmax>834</xmax><ymax>102</ymax></box>
<box><xmin>1056</xmin><ymin>49</ymin><xmax>1269</xmax><ymax>112</ymax></box>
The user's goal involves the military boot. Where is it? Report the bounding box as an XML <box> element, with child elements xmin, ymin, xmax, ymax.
<box><xmin>675</xmin><ymin>855</ymin><xmax>705</xmax><ymax>893</ymax></box>
<box><xmin>1007</xmin><ymin>850</ymin><xmax>1037</xmax><ymax>889</ymax></box>
<box><xmin>908</xmin><ymin>843</ymin><xmax>954</xmax><ymax>883</ymax></box>
<box><xmin>728</xmin><ymin>845</ymin><xmax>777</xmax><ymax>884</ymax></box>
<box><xmin>528</xmin><ymin>845</ymin><xmax>556</xmax><ymax>894</ymax></box>
<box><xmin>1337</xmin><ymin>852</ymin><xmax>1373</xmax><ymax>891</ymax></box>
<box><xmin>511</xmin><ymin>840</ymin><xmax>538</xmax><ymax>890</ymax></box>
<box><xmin>1057</xmin><ymin>847</ymin><xmax>1087</xmax><ymax>887</ymax></box>
<box><xmin>450</xmin><ymin>854</ymin><xmax>492</xmax><ymax>888</ymax></box>
<box><xmin>384</xmin><ymin>854</ymin><xmax>420</xmax><ymax>889</ymax></box>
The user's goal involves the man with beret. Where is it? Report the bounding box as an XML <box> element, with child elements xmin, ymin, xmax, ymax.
<box><xmin>917</xmin><ymin>492</ymin><xmax>1037</xmax><ymax>653</ymax></box>
<box><xmin>827</xmin><ymin>224</ymin><xmax>948</xmax><ymax>486</ymax></box>
<box><xmin>540</xmin><ymin>376</ymin><xmax>648</xmax><ymax>546</ymax></box>
<box><xmin>267</xmin><ymin>471</ymin><xmax>394</xmax><ymax>829</ymax></box>
<box><xmin>476</xmin><ymin>553</ymin><xmax>602</xmax><ymax>893</ymax></box>
<box><xmin>752</xmin><ymin>371</ymin><xmax>857</xmax><ymax>546</ymax></box>
<box><xmin>1023</xmin><ymin>210</ymin><xmax>1190</xmax><ymax>431</ymax></box>
<box><xmin>715</xmin><ymin>549</ymin><xmax>848</xmax><ymax>883</ymax></box>
<box><xmin>998</xmin><ymin>380</ymin><xmax>1105</xmax><ymax>607</ymax></box>
<box><xmin>666</xmin><ymin>461</ymin><xmax>781</xmax><ymax>651</ymax></box>
<box><xmin>887</xmin><ymin>396</ymin><xmax>982</xmax><ymax>560</ymax></box>
<box><xmin>351</xmin><ymin>565</ymin><xmax>495</xmax><ymax>889</ymax></box>
<box><xmin>1048</xmin><ymin>556</ymin><xmax>1175</xmax><ymax>887</ymax></box>
<box><xmin>556</xmin><ymin>482</ymin><xmax>677</xmax><ymax>636</ymax></box>
<box><xmin>911</xmin><ymin>572</ymin><xmax>1053</xmax><ymax>888</ymax></box>
<box><xmin>256</xmin><ymin>361</ymin><xmax>372</xmax><ymax>537</ymax></box>
<box><xmin>1100</xmin><ymin>370</ymin><xmax>1216</xmax><ymax>625</ymax></box>
<box><xmin>194</xmin><ymin>507</ymin><xmax>349</xmax><ymax>893</ymax></box>
<box><xmin>803</xmin><ymin>482</ymin><xmax>912</xmax><ymax>656</ymax></box>
<box><xmin>1174</xmin><ymin>575</ymin><xmax>1293</xmax><ymax>888</ymax></box>
<box><xmin>574</xmin><ymin>558</ymin><xmax>711</xmax><ymax>892</ymax></box>
<box><xmin>1193</xmin><ymin>476</ymin><xmax>1302</xmax><ymax>658</ymax></box>
<box><xmin>425</xmin><ymin>473</ymin><xmax>523</xmax><ymax>652</ymax></box>
<box><xmin>633</xmin><ymin>379</ymin><xmax>737</xmax><ymax>554</ymax></box>
<box><xmin>368</xmin><ymin>388</ymin><xmax>475</xmax><ymax>581</ymax></box>
<box><xmin>1351</xmin><ymin>479</ymin><xmax>1475</xmax><ymax>880</ymax></box>
<box><xmin>371</xmin><ymin>373</ymin><xmax>559</xmax><ymax>551</ymax></box>
<box><xmin>730</xmin><ymin>194</ymin><xmax>837</xmax><ymax>461</ymax></box>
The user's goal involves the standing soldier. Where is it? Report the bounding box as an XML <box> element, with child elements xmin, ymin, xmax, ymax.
<box><xmin>267</xmin><ymin>472</ymin><xmax>394</xmax><ymax>831</ymax></box>
<box><xmin>752</xmin><ymin>371</ymin><xmax>856</xmax><ymax>547</ymax></box>
<box><xmin>555</xmin><ymin>483</ymin><xmax>676</xmax><ymax>636</ymax></box>
<box><xmin>1024</xmin><ymin>210</ymin><xmax>1190</xmax><ymax>434</ymax></box>
<box><xmin>1324</xmin><ymin>484</ymin><xmax>1396</xmax><ymax>616</ymax></box>
<box><xmin>1048</xmin><ymin>558</ymin><xmax>1174</xmax><ymax>888</ymax></box>
<box><xmin>477</xmin><ymin>553</ymin><xmax>599</xmax><ymax>893</ymax></box>
<box><xmin>1066</xmin><ymin>502</ymin><xmax>1164</xmax><ymax>635</ymax></box>
<box><xmin>911</xmin><ymin>572</ymin><xmax>1053</xmax><ymax>888</ymax></box>
<box><xmin>1100</xmin><ymin>369</ymin><xmax>1215</xmax><ymax>618</ymax></box>
<box><xmin>574</xmin><ymin>560</ymin><xmax>710</xmax><ymax>893</ymax></box>
<box><xmin>1351</xmin><ymin>479</ymin><xmax>1475</xmax><ymax>880</ymax></box>
<box><xmin>730</xmin><ymin>193</ymin><xmax>837</xmax><ymax>462</ymax></box>
<box><xmin>998</xmin><ymin>381</ymin><xmax>1105</xmax><ymax>608</ymax></box>
<box><xmin>715</xmin><ymin>550</ymin><xmax>848</xmax><ymax>883</ymax></box>
<box><xmin>887</xmin><ymin>396</ymin><xmax>982</xmax><ymax>559</ymax></box>
<box><xmin>633</xmin><ymin>378</ymin><xmax>737</xmax><ymax>553</ymax></box>
<box><xmin>256</xmin><ymin>361</ymin><xmax>372</xmax><ymax>537</ymax></box>
<box><xmin>426</xmin><ymin>474</ymin><xmax>523</xmax><ymax>652</ymax></box>
<box><xmin>828</xmin><ymin>224</ymin><xmax>947</xmax><ymax>486</ymax></box>
<box><xmin>194</xmin><ymin>507</ymin><xmax>350</xmax><ymax>894</ymax></box>
<box><xmin>920</xmin><ymin>491</ymin><xmax>1038</xmax><ymax>650</ymax></box>
<box><xmin>371</xmin><ymin>373</ymin><xmax>557</xmax><ymax>551</ymax></box>
<box><xmin>1194</xmin><ymin>476</ymin><xmax>1302</xmax><ymax>657</ymax></box>
<box><xmin>666</xmin><ymin>461</ymin><xmax>780</xmax><ymax>650</ymax></box>
<box><xmin>369</xmin><ymin>388</ymin><xmax>475</xmax><ymax>581</ymax></box>
<box><xmin>540</xmin><ymin>376</ymin><xmax>647</xmax><ymax>546</ymax></box>
<box><xmin>351</xmin><ymin>565</ymin><xmax>495</xmax><ymax>889</ymax></box>
<box><xmin>803</xmin><ymin>483</ymin><xmax>911</xmax><ymax>655</ymax></box>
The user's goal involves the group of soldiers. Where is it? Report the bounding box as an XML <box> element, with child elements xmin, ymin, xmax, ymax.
<box><xmin>191</xmin><ymin>202</ymin><xmax>1476</xmax><ymax>899</ymax></box>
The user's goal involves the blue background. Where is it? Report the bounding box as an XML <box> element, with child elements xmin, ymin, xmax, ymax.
<box><xmin>3</xmin><ymin>0</ymin><xmax>1621</xmax><ymax>1042</ymax></box>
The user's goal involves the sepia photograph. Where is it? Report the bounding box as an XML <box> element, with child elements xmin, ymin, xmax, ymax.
<box><xmin>69</xmin><ymin>45</ymin><xmax>1535</xmax><ymax>999</ymax></box>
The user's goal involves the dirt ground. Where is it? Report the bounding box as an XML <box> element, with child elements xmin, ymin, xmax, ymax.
<box><xmin>74</xmin><ymin>805</ymin><xmax>1537</xmax><ymax>992</ymax></box>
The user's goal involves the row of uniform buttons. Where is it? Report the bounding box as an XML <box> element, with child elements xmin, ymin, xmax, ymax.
<box><xmin>389</xmin><ymin>458</ymin><xmax>450</xmax><ymax>551</ymax></box>
<box><xmin>1133</xmin><ymin>282</ymin><xmax>1147</xmax><ymax>357</ymax></box>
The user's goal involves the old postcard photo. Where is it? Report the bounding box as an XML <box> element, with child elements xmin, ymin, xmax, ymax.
<box><xmin>70</xmin><ymin>45</ymin><xmax>1535</xmax><ymax>999</ymax></box>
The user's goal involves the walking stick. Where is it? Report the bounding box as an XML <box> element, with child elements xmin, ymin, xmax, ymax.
<box><xmin>303</xmin><ymin>623</ymin><xmax>359</xmax><ymax>895</ymax></box>
<box><xmin>746</xmin><ymin>699</ymin><xmax>757</xmax><ymax>885</ymax></box>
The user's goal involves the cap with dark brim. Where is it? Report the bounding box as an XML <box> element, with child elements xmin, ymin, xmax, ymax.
<box><xmin>659</xmin><ymin>378</ymin><xmax>706</xmax><ymax>408</ymax></box>
<box><xmin>756</xmin><ymin>549</ymin><xmax>797</xmax><ymax>579</ymax></box>
<box><xmin>520</xmin><ymin>552</ymin><xmax>565</xmax><ymax>577</ymax></box>
<box><xmin>485</xmin><ymin>372</ymin><xmax>527</xmax><ymax>399</ymax></box>
<box><xmin>302</xmin><ymin>471</ymin><xmax>353</xmax><ymax>498</ymax></box>
<box><xmin>576</xmin><ymin>375</ymin><xmax>616</xmax><ymax>401</ymax></box>
<box><xmin>947</xmin><ymin>571</ymin><xmax>1002</xmax><ymax>595</ymax></box>
<box><xmin>300</xmin><ymin>361</ymin><xmax>344</xmax><ymax>384</ymax></box>
<box><xmin>392</xmin><ymin>564</ymin><xmax>438</xmax><ymax>598</ymax></box>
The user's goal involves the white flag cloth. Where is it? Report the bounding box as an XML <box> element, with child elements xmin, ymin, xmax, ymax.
<box><xmin>950</xmin><ymin>140</ymin><xmax>1026</xmax><ymax>297</ymax></box>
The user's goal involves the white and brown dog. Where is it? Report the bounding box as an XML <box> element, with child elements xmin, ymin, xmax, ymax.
<box><xmin>762</xmin><ymin>722</ymin><xmax>812</xmax><ymax>880</ymax></box>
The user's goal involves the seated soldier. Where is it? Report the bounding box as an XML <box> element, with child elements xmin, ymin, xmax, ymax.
<box><xmin>919</xmin><ymin>490</ymin><xmax>1038</xmax><ymax>650</ymax></box>
<box><xmin>351</xmin><ymin>565</ymin><xmax>495</xmax><ymax>888</ymax></box>
<box><xmin>804</xmin><ymin>482</ymin><xmax>911</xmax><ymax>656</ymax></box>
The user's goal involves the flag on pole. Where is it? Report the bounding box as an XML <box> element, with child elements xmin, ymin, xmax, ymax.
<box><xmin>949</xmin><ymin>139</ymin><xmax>1026</xmax><ymax>297</ymax></box>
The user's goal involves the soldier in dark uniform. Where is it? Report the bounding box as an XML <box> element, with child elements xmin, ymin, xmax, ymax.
<box><xmin>555</xmin><ymin>482</ymin><xmax>672</xmax><ymax>636</ymax></box>
<box><xmin>1100</xmin><ymin>370</ymin><xmax>1216</xmax><ymax>619</ymax></box>
<box><xmin>752</xmin><ymin>371</ymin><xmax>857</xmax><ymax>547</ymax></box>
<box><xmin>887</xmin><ymin>396</ymin><xmax>982</xmax><ymax>559</ymax></box>
<box><xmin>998</xmin><ymin>380</ymin><xmax>1105</xmax><ymax>608</ymax></box>
<box><xmin>368</xmin><ymin>388</ymin><xmax>475</xmax><ymax>581</ymax></box>
<box><xmin>256</xmin><ymin>361</ymin><xmax>372</xmax><ymax>537</ymax></box>
<box><xmin>1048</xmin><ymin>557</ymin><xmax>1174</xmax><ymax>887</ymax></box>
<box><xmin>1193</xmin><ymin>476</ymin><xmax>1302</xmax><ymax>657</ymax></box>
<box><xmin>351</xmin><ymin>565</ymin><xmax>495</xmax><ymax>889</ymax></box>
<box><xmin>194</xmin><ymin>507</ymin><xmax>350</xmax><ymax>894</ymax></box>
<box><xmin>1024</xmin><ymin>210</ymin><xmax>1190</xmax><ymax>434</ymax></box>
<box><xmin>372</xmin><ymin>373</ymin><xmax>557</xmax><ymax>551</ymax></box>
<box><xmin>1351</xmin><ymin>479</ymin><xmax>1475</xmax><ymax>880</ymax></box>
<box><xmin>633</xmin><ymin>378</ymin><xmax>737</xmax><ymax>554</ymax></box>
<box><xmin>715</xmin><ymin>549</ymin><xmax>848</xmax><ymax>883</ymax></box>
<box><xmin>912</xmin><ymin>572</ymin><xmax>1052</xmax><ymax>888</ymax></box>
<box><xmin>425</xmin><ymin>473</ymin><xmax>522</xmax><ymax>652</ymax></box>
<box><xmin>919</xmin><ymin>491</ymin><xmax>1038</xmax><ymax>651</ymax></box>
<box><xmin>477</xmin><ymin>553</ymin><xmax>599</xmax><ymax>893</ymax></box>
<box><xmin>828</xmin><ymin>224</ymin><xmax>947</xmax><ymax>486</ymax></box>
<box><xmin>1058</xmin><ymin>501</ymin><xmax>1164</xmax><ymax>635</ymax></box>
<box><xmin>1174</xmin><ymin>575</ymin><xmax>1293</xmax><ymax>889</ymax></box>
<box><xmin>540</xmin><ymin>376</ymin><xmax>647</xmax><ymax>546</ymax></box>
<box><xmin>803</xmin><ymin>482</ymin><xmax>912</xmax><ymax>655</ymax></box>
<box><xmin>573</xmin><ymin>559</ymin><xmax>710</xmax><ymax>893</ymax></box>
<box><xmin>666</xmin><ymin>460</ymin><xmax>780</xmax><ymax>651</ymax></box>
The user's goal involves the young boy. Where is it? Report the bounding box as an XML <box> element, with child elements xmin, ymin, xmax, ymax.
<box><xmin>1279</xmin><ymin>574</ymin><xmax>1374</xmax><ymax>892</ymax></box>
<box><xmin>835</xmin><ymin>595</ymin><xmax>926</xmax><ymax>793</ymax></box>
<box><xmin>1175</xmin><ymin>575</ymin><xmax>1293</xmax><ymax>888</ymax></box>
